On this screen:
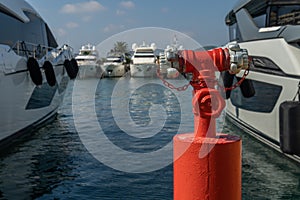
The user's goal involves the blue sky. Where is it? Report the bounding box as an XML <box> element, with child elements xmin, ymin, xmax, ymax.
<box><xmin>26</xmin><ymin>0</ymin><xmax>238</xmax><ymax>55</ymax></box>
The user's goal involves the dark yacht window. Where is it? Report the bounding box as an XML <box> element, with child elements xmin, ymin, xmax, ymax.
<box><xmin>134</xmin><ymin>55</ymin><xmax>155</xmax><ymax>58</ymax></box>
<box><xmin>269</xmin><ymin>5</ymin><xmax>300</xmax><ymax>26</ymax></box>
<box><xmin>45</xmin><ymin>23</ymin><xmax>58</xmax><ymax>48</ymax></box>
<box><xmin>0</xmin><ymin>10</ymin><xmax>53</xmax><ymax>58</ymax></box>
<box><xmin>230</xmin><ymin>80</ymin><xmax>282</xmax><ymax>113</ymax></box>
<box><xmin>0</xmin><ymin>11</ymin><xmax>47</xmax><ymax>46</ymax></box>
<box><xmin>226</xmin><ymin>0</ymin><xmax>267</xmax><ymax>41</ymax></box>
<box><xmin>136</xmin><ymin>49</ymin><xmax>154</xmax><ymax>53</ymax></box>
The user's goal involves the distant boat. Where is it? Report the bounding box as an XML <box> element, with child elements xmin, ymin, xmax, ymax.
<box><xmin>0</xmin><ymin>0</ymin><xmax>78</xmax><ymax>145</ymax></box>
<box><xmin>158</xmin><ymin>36</ymin><xmax>183</xmax><ymax>79</ymax></box>
<box><xmin>101</xmin><ymin>52</ymin><xmax>128</xmax><ymax>77</ymax></box>
<box><xmin>158</xmin><ymin>52</ymin><xmax>169</xmax><ymax>77</ymax></box>
<box><xmin>75</xmin><ymin>44</ymin><xmax>102</xmax><ymax>78</ymax></box>
<box><xmin>130</xmin><ymin>42</ymin><xmax>158</xmax><ymax>77</ymax></box>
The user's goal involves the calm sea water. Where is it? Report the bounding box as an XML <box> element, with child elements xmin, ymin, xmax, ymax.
<box><xmin>0</xmin><ymin>77</ymin><xmax>299</xmax><ymax>200</ymax></box>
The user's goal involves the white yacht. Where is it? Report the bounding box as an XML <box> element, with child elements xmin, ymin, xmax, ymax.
<box><xmin>101</xmin><ymin>52</ymin><xmax>127</xmax><ymax>77</ymax></box>
<box><xmin>130</xmin><ymin>42</ymin><xmax>158</xmax><ymax>77</ymax></box>
<box><xmin>158</xmin><ymin>52</ymin><xmax>170</xmax><ymax>77</ymax></box>
<box><xmin>158</xmin><ymin>52</ymin><xmax>180</xmax><ymax>79</ymax></box>
<box><xmin>159</xmin><ymin>36</ymin><xmax>183</xmax><ymax>79</ymax></box>
<box><xmin>75</xmin><ymin>44</ymin><xmax>101</xmax><ymax>78</ymax></box>
<box><xmin>0</xmin><ymin>0</ymin><xmax>78</xmax><ymax>145</ymax></box>
<box><xmin>224</xmin><ymin>0</ymin><xmax>300</xmax><ymax>162</ymax></box>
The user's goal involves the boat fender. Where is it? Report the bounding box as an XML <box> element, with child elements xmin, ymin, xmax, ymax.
<box><xmin>279</xmin><ymin>101</ymin><xmax>300</xmax><ymax>156</ymax></box>
<box><xmin>27</xmin><ymin>57</ymin><xmax>43</xmax><ymax>86</ymax></box>
<box><xmin>237</xmin><ymin>78</ymin><xmax>256</xmax><ymax>98</ymax></box>
<box><xmin>70</xmin><ymin>58</ymin><xmax>79</xmax><ymax>78</ymax></box>
<box><xmin>221</xmin><ymin>71</ymin><xmax>235</xmax><ymax>99</ymax></box>
<box><xmin>221</xmin><ymin>72</ymin><xmax>255</xmax><ymax>99</ymax></box>
<box><xmin>64</xmin><ymin>59</ymin><xmax>77</xmax><ymax>80</ymax></box>
<box><xmin>43</xmin><ymin>61</ymin><xmax>56</xmax><ymax>87</ymax></box>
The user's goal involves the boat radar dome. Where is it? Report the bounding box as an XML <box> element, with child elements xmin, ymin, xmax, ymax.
<box><xmin>132</xmin><ymin>43</ymin><xmax>138</xmax><ymax>51</ymax></box>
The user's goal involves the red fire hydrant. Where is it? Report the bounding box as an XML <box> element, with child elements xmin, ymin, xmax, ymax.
<box><xmin>173</xmin><ymin>44</ymin><xmax>249</xmax><ymax>200</ymax></box>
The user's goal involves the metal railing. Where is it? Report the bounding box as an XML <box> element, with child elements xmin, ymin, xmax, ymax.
<box><xmin>8</xmin><ymin>41</ymin><xmax>74</xmax><ymax>63</ymax></box>
<box><xmin>8</xmin><ymin>41</ymin><xmax>54</xmax><ymax>59</ymax></box>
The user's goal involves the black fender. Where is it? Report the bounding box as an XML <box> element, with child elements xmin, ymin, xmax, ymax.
<box><xmin>237</xmin><ymin>77</ymin><xmax>255</xmax><ymax>98</ymax></box>
<box><xmin>70</xmin><ymin>58</ymin><xmax>79</xmax><ymax>78</ymax></box>
<box><xmin>64</xmin><ymin>59</ymin><xmax>76</xmax><ymax>80</ymax></box>
<box><xmin>221</xmin><ymin>71</ymin><xmax>255</xmax><ymax>99</ymax></box>
<box><xmin>43</xmin><ymin>61</ymin><xmax>56</xmax><ymax>87</ymax></box>
<box><xmin>27</xmin><ymin>57</ymin><xmax>43</xmax><ymax>86</ymax></box>
<box><xmin>221</xmin><ymin>71</ymin><xmax>235</xmax><ymax>99</ymax></box>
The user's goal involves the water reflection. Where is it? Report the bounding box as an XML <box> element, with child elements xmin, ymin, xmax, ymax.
<box><xmin>0</xmin><ymin>78</ymin><xmax>299</xmax><ymax>199</ymax></box>
<box><xmin>223</xmin><ymin>119</ymin><xmax>300</xmax><ymax>200</ymax></box>
<box><xmin>96</xmin><ymin>78</ymin><xmax>182</xmax><ymax>153</ymax></box>
<box><xmin>0</xmin><ymin>118</ymin><xmax>79</xmax><ymax>199</ymax></box>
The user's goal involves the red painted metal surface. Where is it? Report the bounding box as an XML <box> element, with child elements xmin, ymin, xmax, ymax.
<box><xmin>173</xmin><ymin>48</ymin><xmax>242</xmax><ymax>200</ymax></box>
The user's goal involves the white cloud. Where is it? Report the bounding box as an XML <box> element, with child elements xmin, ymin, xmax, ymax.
<box><xmin>61</xmin><ymin>1</ymin><xmax>105</xmax><ymax>14</ymax></box>
<box><xmin>161</xmin><ymin>7</ymin><xmax>169</xmax><ymax>13</ymax></box>
<box><xmin>120</xmin><ymin>1</ymin><xmax>135</xmax><ymax>9</ymax></box>
<box><xmin>66</xmin><ymin>22</ymin><xmax>79</xmax><ymax>29</ymax></box>
<box><xmin>103</xmin><ymin>24</ymin><xmax>125</xmax><ymax>33</ymax></box>
<box><xmin>56</xmin><ymin>28</ymin><xmax>67</xmax><ymax>37</ymax></box>
<box><xmin>116</xmin><ymin>9</ymin><xmax>126</xmax><ymax>16</ymax></box>
<box><xmin>82</xmin><ymin>16</ymin><xmax>93</xmax><ymax>22</ymax></box>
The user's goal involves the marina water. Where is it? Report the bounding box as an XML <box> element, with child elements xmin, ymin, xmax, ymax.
<box><xmin>0</xmin><ymin>77</ymin><xmax>299</xmax><ymax>200</ymax></box>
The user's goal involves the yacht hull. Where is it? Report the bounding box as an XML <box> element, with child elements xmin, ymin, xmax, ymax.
<box><xmin>0</xmin><ymin>65</ymin><xmax>69</xmax><ymax>144</ymax></box>
<box><xmin>130</xmin><ymin>64</ymin><xmax>157</xmax><ymax>77</ymax></box>
<box><xmin>101</xmin><ymin>64</ymin><xmax>126</xmax><ymax>77</ymax></box>
<box><xmin>158</xmin><ymin>63</ymin><xmax>169</xmax><ymax>77</ymax></box>
<box><xmin>225</xmin><ymin>39</ymin><xmax>300</xmax><ymax>162</ymax></box>
<box><xmin>78</xmin><ymin>64</ymin><xmax>102</xmax><ymax>79</ymax></box>
<box><xmin>0</xmin><ymin>0</ymin><xmax>77</xmax><ymax>147</ymax></box>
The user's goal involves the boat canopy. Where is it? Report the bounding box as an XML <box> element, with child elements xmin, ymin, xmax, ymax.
<box><xmin>226</xmin><ymin>0</ymin><xmax>300</xmax><ymax>26</ymax></box>
<box><xmin>226</xmin><ymin>0</ymin><xmax>300</xmax><ymax>43</ymax></box>
<box><xmin>0</xmin><ymin>0</ymin><xmax>40</xmax><ymax>23</ymax></box>
<box><xmin>0</xmin><ymin>0</ymin><xmax>58</xmax><ymax>48</ymax></box>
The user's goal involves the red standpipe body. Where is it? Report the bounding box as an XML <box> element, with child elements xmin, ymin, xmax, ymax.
<box><xmin>173</xmin><ymin>48</ymin><xmax>242</xmax><ymax>200</ymax></box>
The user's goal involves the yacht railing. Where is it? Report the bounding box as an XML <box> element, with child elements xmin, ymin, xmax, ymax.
<box><xmin>8</xmin><ymin>41</ymin><xmax>55</xmax><ymax>59</ymax></box>
<box><xmin>8</xmin><ymin>41</ymin><xmax>74</xmax><ymax>61</ymax></box>
<box><xmin>278</xmin><ymin>11</ymin><xmax>300</xmax><ymax>25</ymax></box>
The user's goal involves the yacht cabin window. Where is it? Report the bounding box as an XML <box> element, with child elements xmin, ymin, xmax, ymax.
<box><xmin>268</xmin><ymin>5</ymin><xmax>300</xmax><ymax>26</ymax></box>
<box><xmin>0</xmin><ymin>10</ymin><xmax>57</xmax><ymax>58</ymax></box>
<box><xmin>0</xmin><ymin>11</ymin><xmax>47</xmax><ymax>47</ymax></box>
<box><xmin>226</xmin><ymin>1</ymin><xmax>300</xmax><ymax>41</ymax></box>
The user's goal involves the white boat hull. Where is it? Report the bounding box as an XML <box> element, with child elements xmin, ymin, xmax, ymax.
<box><xmin>78</xmin><ymin>64</ymin><xmax>102</xmax><ymax>79</ymax></box>
<box><xmin>0</xmin><ymin>65</ymin><xmax>69</xmax><ymax>143</ymax></box>
<box><xmin>158</xmin><ymin>63</ymin><xmax>169</xmax><ymax>77</ymax></box>
<box><xmin>101</xmin><ymin>64</ymin><xmax>126</xmax><ymax>77</ymax></box>
<box><xmin>130</xmin><ymin>64</ymin><xmax>157</xmax><ymax>77</ymax></box>
<box><xmin>225</xmin><ymin>38</ymin><xmax>300</xmax><ymax>162</ymax></box>
<box><xmin>0</xmin><ymin>0</ymin><xmax>76</xmax><ymax>146</ymax></box>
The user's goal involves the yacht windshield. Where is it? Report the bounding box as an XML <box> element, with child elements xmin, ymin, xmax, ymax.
<box><xmin>107</xmin><ymin>57</ymin><xmax>123</xmax><ymax>62</ymax></box>
<box><xmin>269</xmin><ymin>5</ymin><xmax>300</xmax><ymax>26</ymax></box>
<box><xmin>76</xmin><ymin>58</ymin><xmax>96</xmax><ymax>61</ymax></box>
